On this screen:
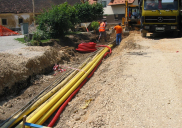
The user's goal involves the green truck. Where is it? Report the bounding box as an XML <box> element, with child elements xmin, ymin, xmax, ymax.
<box><xmin>139</xmin><ymin>0</ymin><xmax>181</xmax><ymax>37</ymax></box>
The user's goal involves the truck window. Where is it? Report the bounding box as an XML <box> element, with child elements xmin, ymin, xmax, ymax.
<box><xmin>144</xmin><ymin>0</ymin><xmax>178</xmax><ymax>10</ymax></box>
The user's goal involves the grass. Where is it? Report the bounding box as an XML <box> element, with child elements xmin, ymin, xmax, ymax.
<box><xmin>15</xmin><ymin>38</ymin><xmax>52</xmax><ymax>44</ymax></box>
<box><xmin>41</xmin><ymin>39</ymin><xmax>51</xmax><ymax>43</ymax></box>
<box><xmin>15</xmin><ymin>38</ymin><xmax>26</xmax><ymax>44</ymax></box>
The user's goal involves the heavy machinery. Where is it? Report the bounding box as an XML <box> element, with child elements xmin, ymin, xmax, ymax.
<box><xmin>123</xmin><ymin>0</ymin><xmax>141</xmax><ymax>35</ymax></box>
<box><xmin>139</xmin><ymin>0</ymin><xmax>181</xmax><ymax>37</ymax></box>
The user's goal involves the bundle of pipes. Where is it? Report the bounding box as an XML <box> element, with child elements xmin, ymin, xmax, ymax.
<box><xmin>1</xmin><ymin>44</ymin><xmax>113</xmax><ymax>128</ymax></box>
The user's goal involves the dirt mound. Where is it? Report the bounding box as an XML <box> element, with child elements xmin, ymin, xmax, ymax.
<box><xmin>0</xmin><ymin>46</ymin><xmax>76</xmax><ymax>97</ymax></box>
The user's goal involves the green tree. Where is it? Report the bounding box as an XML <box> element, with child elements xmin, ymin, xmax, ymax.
<box><xmin>36</xmin><ymin>2</ymin><xmax>103</xmax><ymax>38</ymax></box>
<box><xmin>74</xmin><ymin>2</ymin><xmax>103</xmax><ymax>23</ymax></box>
<box><xmin>36</xmin><ymin>2</ymin><xmax>78</xmax><ymax>38</ymax></box>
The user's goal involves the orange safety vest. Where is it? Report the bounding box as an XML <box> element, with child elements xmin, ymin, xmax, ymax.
<box><xmin>99</xmin><ymin>22</ymin><xmax>105</xmax><ymax>32</ymax></box>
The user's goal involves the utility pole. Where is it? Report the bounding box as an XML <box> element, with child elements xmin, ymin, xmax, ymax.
<box><xmin>32</xmin><ymin>0</ymin><xmax>35</xmax><ymax>26</ymax></box>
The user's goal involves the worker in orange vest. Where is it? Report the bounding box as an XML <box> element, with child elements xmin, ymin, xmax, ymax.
<box><xmin>97</xmin><ymin>20</ymin><xmax>107</xmax><ymax>42</ymax></box>
<box><xmin>113</xmin><ymin>22</ymin><xmax>122</xmax><ymax>45</ymax></box>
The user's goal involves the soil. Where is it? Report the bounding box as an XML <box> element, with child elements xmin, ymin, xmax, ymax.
<box><xmin>2</xmin><ymin>29</ymin><xmax>182</xmax><ymax>128</ymax></box>
<box><xmin>0</xmin><ymin>25</ymin><xmax>118</xmax><ymax>127</ymax></box>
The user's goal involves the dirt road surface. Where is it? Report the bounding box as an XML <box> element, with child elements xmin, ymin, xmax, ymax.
<box><xmin>0</xmin><ymin>35</ymin><xmax>26</xmax><ymax>52</ymax></box>
<box><xmin>54</xmin><ymin>32</ymin><xmax>182</xmax><ymax>128</ymax></box>
<box><xmin>1</xmin><ymin>31</ymin><xmax>182</xmax><ymax>127</ymax></box>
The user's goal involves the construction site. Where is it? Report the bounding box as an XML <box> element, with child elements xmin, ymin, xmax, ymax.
<box><xmin>1</xmin><ymin>0</ymin><xmax>182</xmax><ymax>128</ymax></box>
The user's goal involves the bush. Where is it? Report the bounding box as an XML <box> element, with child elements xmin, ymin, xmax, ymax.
<box><xmin>31</xmin><ymin>40</ymin><xmax>42</xmax><ymax>46</ymax></box>
<box><xmin>36</xmin><ymin>2</ymin><xmax>78</xmax><ymax>38</ymax></box>
<box><xmin>36</xmin><ymin>2</ymin><xmax>103</xmax><ymax>38</ymax></box>
<box><xmin>91</xmin><ymin>21</ymin><xmax>100</xmax><ymax>31</ymax></box>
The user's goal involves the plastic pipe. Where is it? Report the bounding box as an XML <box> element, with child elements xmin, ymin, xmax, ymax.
<box><xmin>3</xmin><ymin>70</ymin><xmax>73</xmax><ymax>128</ymax></box>
<box><xmin>22</xmin><ymin>48</ymin><xmax>105</xmax><ymax>128</ymax></box>
<box><xmin>6</xmin><ymin>58</ymin><xmax>91</xmax><ymax>128</ymax></box>
<box><xmin>15</xmin><ymin>50</ymin><xmax>103</xmax><ymax>128</ymax></box>
<box><xmin>48</xmin><ymin>57</ymin><xmax>103</xmax><ymax>127</ymax></box>
<box><xmin>48</xmin><ymin>79</ymin><xmax>87</xmax><ymax>127</ymax></box>
<box><xmin>25</xmin><ymin>46</ymin><xmax>109</xmax><ymax>125</ymax></box>
<box><xmin>34</xmin><ymin>44</ymin><xmax>113</xmax><ymax>125</ymax></box>
<box><xmin>16</xmin><ymin>49</ymin><xmax>103</xmax><ymax>128</ymax></box>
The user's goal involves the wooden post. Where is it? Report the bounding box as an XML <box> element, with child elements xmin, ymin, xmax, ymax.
<box><xmin>23</xmin><ymin>115</ymin><xmax>27</xmax><ymax>128</ymax></box>
<box><xmin>32</xmin><ymin>0</ymin><xmax>35</xmax><ymax>26</ymax></box>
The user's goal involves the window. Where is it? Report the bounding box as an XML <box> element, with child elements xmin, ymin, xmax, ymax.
<box><xmin>19</xmin><ymin>18</ymin><xmax>23</xmax><ymax>24</ymax></box>
<box><xmin>102</xmin><ymin>1</ymin><xmax>107</xmax><ymax>7</ymax></box>
<box><xmin>144</xmin><ymin>0</ymin><xmax>178</xmax><ymax>10</ymax></box>
<box><xmin>2</xmin><ymin>19</ymin><xmax>7</xmax><ymax>25</ymax></box>
<box><xmin>114</xmin><ymin>14</ymin><xmax>118</xmax><ymax>20</ymax></box>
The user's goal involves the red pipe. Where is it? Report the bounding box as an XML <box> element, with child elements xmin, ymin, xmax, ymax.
<box><xmin>76</xmin><ymin>42</ymin><xmax>97</xmax><ymax>52</ymax></box>
<box><xmin>48</xmin><ymin>59</ymin><xmax>103</xmax><ymax>127</ymax></box>
<box><xmin>48</xmin><ymin>43</ymin><xmax>112</xmax><ymax>127</ymax></box>
<box><xmin>47</xmin><ymin>79</ymin><xmax>87</xmax><ymax>127</ymax></box>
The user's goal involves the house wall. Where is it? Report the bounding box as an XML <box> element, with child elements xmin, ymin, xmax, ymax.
<box><xmin>0</xmin><ymin>13</ymin><xmax>34</xmax><ymax>30</ymax></box>
<box><xmin>97</xmin><ymin>0</ymin><xmax>138</xmax><ymax>23</ymax></box>
<box><xmin>132</xmin><ymin>0</ymin><xmax>138</xmax><ymax>6</ymax></box>
<box><xmin>97</xmin><ymin>0</ymin><xmax>125</xmax><ymax>23</ymax></box>
<box><xmin>97</xmin><ymin>0</ymin><xmax>125</xmax><ymax>15</ymax></box>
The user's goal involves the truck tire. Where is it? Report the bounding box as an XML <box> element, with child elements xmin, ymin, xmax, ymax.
<box><xmin>141</xmin><ymin>32</ymin><xmax>146</xmax><ymax>37</ymax></box>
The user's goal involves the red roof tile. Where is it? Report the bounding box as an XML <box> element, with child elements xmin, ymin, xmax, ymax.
<box><xmin>0</xmin><ymin>0</ymin><xmax>81</xmax><ymax>13</ymax></box>
<box><xmin>108</xmin><ymin>0</ymin><xmax>135</xmax><ymax>5</ymax></box>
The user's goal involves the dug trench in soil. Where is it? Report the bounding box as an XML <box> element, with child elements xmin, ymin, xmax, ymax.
<box><xmin>0</xmin><ymin>26</ymin><xmax>118</xmax><ymax>97</ymax></box>
<box><xmin>0</xmin><ymin>27</ymin><xmax>119</xmax><ymax>126</ymax></box>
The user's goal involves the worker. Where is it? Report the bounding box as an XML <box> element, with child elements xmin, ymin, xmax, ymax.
<box><xmin>97</xmin><ymin>20</ymin><xmax>107</xmax><ymax>42</ymax></box>
<box><xmin>132</xmin><ymin>10</ymin><xmax>138</xmax><ymax>18</ymax></box>
<box><xmin>129</xmin><ymin>11</ymin><xmax>131</xmax><ymax>18</ymax></box>
<box><xmin>113</xmin><ymin>23</ymin><xmax>122</xmax><ymax>45</ymax></box>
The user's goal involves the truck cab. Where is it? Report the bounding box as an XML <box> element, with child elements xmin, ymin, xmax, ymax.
<box><xmin>139</xmin><ymin>0</ymin><xmax>181</xmax><ymax>37</ymax></box>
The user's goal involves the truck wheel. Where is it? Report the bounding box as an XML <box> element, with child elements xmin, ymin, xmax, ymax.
<box><xmin>141</xmin><ymin>32</ymin><xmax>146</xmax><ymax>37</ymax></box>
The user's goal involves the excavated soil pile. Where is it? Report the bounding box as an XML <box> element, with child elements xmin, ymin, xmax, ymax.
<box><xmin>0</xmin><ymin>31</ymin><xmax>103</xmax><ymax>97</ymax></box>
<box><xmin>0</xmin><ymin>46</ymin><xmax>72</xmax><ymax>96</ymax></box>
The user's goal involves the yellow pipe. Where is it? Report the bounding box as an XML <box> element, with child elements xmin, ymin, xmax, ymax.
<box><xmin>36</xmin><ymin>44</ymin><xmax>113</xmax><ymax>125</ymax></box>
<box><xmin>16</xmin><ymin>48</ymin><xmax>105</xmax><ymax>128</ymax></box>
<box><xmin>16</xmin><ymin>49</ymin><xmax>105</xmax><ymax>128</ymax></box>
<box><xmin>4</xmin><ymin>58</ymin><xmax>91</xmax><ymax>128</ymax></box>
<box><xmin>15</xmin><ymin>49</ymin><xmax>104</xmax><ymax>128</ymax></box>
<box><xmin>26</xmin><ymin>45</ymin><xmax>112</xmax><ymax>125</ymax></box>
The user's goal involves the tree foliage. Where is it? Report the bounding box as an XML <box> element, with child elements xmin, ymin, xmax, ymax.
<box><xmin>91</xmin><ymin>21</ymin><xmax>100</xmax><ymax>31</ymax></box>
<box><xmin>36</xmin><ymin>2</ymin><xmax>103</xmax><ymax>38</ymax></box>
<box><xmin>37</xmin><ymin>2</ymin><xmax>77</xmax><ymax>38</ymax></box>
<box><xmin>74</xmin><ymin>2</ymin><xmax>103</xmax><ymax>23</ymax></box>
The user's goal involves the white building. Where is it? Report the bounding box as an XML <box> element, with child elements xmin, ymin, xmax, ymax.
<box><xmin>89</xmin><ymin>0</ymin><xmax>138</xmax><ymax>23</ymax></box>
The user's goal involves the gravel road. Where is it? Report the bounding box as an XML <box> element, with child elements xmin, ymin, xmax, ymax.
<box><xmin>0</xmin><ymin>35</ymin><xmax>26</xmax><ymax>52</ymax></box>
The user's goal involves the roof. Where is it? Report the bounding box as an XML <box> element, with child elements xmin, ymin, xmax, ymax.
<box><xmin>0</xmin><ymin>0</ymin><xmax>32</xmax><ymax>13</ymax></box>
<box><xmin>0</xmin><ymin>0</ymin><xmax>81</xmax><ymax>13</ymax></box>
<box><xmin>89</xmin><ymin>0</ymin><xmax>97</xmax><ymax>4</ymax></box>
<box><xmin>108</xmin><ymin>0</ymin><xmax>135</xmax><ymax>6</ymax></box>
<box><xmin>88</xmin><ymin>0</ymin><xmax>135</xmax><ymax>6</ymax></box>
